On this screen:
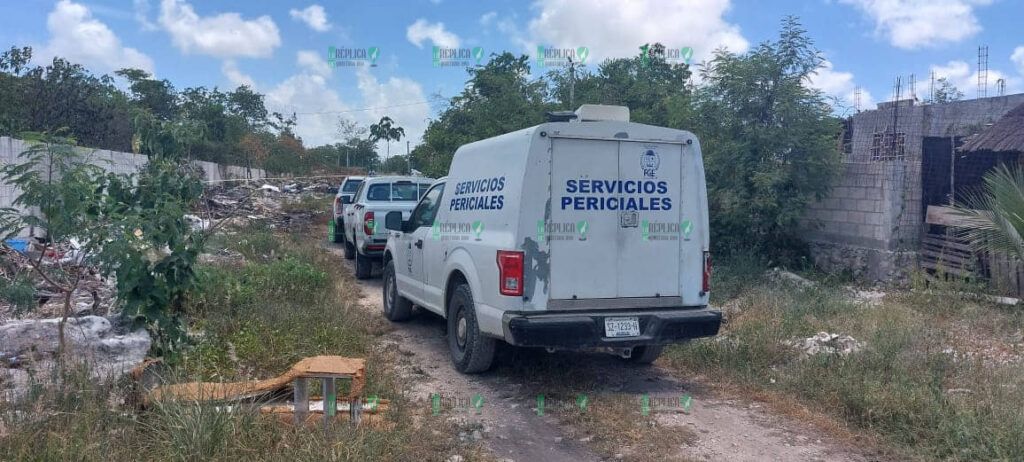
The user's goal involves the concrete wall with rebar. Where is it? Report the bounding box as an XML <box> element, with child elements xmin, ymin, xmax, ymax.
<box><xmin>800</xmin><ymin>94</ymin><xmax>1024</xmax><ymax>281</ymax></box>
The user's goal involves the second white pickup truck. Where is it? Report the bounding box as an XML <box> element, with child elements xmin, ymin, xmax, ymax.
<box><xmin>343</xmin><ymin>176</ymin><xmax>434</xmax><ymax>278</ymax></box>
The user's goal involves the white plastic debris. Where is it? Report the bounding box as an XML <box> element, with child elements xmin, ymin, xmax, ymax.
<box><xmin>785</xmin><ymin>332</ymin><xmax>864</xmax><ymax>358</ymax></box>
<box><xmin>260</xmin><ymin>184</ymin><xmax>281</xmax><ymax>193</ymax></box>
<box><xmin>184</xmin><ymin>214</ymin><xmax>211</xmax><ymax>231</ymax></box>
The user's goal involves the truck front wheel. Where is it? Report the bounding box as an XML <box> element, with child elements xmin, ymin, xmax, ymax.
<box><xmin>447</xmin><ymin>283</ymin><xmax>496</xmax><ymax>374</ymax></box>
<box><xmin>383</xmin><ymin>260</ymin><xmax>413</xmax><ymax>321</ymax></box>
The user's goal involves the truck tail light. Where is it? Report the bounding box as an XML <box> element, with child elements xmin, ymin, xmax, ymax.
<box><xmin>333</xmin><ymin>196</ymin><xmax>340</xmax><ymax>212</ymax></box>
<box><xmin>364</xmin><ymin>211</ymin><xmax>375</xmax><ymax>235</ymax></box>
<box><xmin>496</xmin><ymin>250</ymin><xmax>524</xmax><ymax>296</ymax></box>
<box><xmin>702</xmin><ymin>251</ymin><xmax>712</xmax><ymax>294</ymax></box>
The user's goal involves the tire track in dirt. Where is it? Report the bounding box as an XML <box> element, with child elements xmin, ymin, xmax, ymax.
<box><xmin>326</xmin><ymin>243</ymin><xmax>880</xmax><ymax>462</ymax></box>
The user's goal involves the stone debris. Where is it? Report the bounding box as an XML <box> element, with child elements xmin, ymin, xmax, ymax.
<box><xmin>0</xmin><ymin>315</ymin><xmax>150</xmax><ymax>401</ymax></box>
<box><xmin>785</xmin><ymin>332</ymin><xmax>865</xmax><ymax>358</ymax></box>
<box><xmin>767</xmin><ymin>268</ymin><xmax>815</xmax><ymax>288</ymax></box>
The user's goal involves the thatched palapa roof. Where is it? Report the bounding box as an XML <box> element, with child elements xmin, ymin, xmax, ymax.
<box><xmin>961</xmin><ymin>102</ymin><xmax>1024</xmax><ymax>154</ymax></box>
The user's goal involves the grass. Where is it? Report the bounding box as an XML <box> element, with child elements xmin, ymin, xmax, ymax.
<box><xmin>663</xmin><ymin>255</ymin><xmax>1024</xmax><ymax>461</ymax></box>
<box><xmin>0</xmin><ymin>220</ymin><xmax>481</xmax><ymax>461</ymax></box>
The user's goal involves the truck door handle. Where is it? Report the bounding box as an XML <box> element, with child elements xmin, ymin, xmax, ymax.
<box><xmin>414</xmin><ymin>239</ymin><xmax>423</xmax><ymax>249</ymax></box>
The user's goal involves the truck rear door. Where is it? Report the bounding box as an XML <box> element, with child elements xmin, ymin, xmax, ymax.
<box><xmin>548</xmin><ymin>137</ymin><xmax>691</xmax><ymax>303</ymax></box>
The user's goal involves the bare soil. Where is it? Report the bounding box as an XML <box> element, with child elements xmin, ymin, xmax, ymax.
<box><xmin>327</xmin><ymin>243</ymin><xmax>883</xmax><ymax>462</ymax></box>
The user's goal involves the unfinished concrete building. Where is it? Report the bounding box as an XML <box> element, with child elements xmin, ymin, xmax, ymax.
<box><xmin>800</xmin><ymin>93</ymin><xmax>1024</xmax><ymax>281</ymax></box>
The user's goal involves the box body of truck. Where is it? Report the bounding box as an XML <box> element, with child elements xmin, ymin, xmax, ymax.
<box><xmin>384</xmin><ymin>107</ymin><xmax>720</xmax><ymax>359</ymax></box>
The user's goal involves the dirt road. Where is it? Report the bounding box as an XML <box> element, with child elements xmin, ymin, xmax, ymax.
<box><xmin>327</xmin><ymin>243</ymin><xmax>877</xmax><ymax>462</ymax></box>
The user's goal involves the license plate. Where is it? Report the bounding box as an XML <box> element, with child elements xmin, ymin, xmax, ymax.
<box><xmin>604</xmin><ymin>317</ymin><xmax>640</xmax><ymax>338</ymax></box>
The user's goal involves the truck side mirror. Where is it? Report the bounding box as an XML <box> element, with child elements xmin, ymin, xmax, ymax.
<box><xmin>340</xmin><ymin>195</ymin><xmax>351</xmax><ymax>205</ymax></box>
<box><xmin>384</xmin><ymin>211</ymin><xmax>404</xmax><ymax>232</ymax></box>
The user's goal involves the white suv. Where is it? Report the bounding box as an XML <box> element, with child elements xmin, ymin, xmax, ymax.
<box><xmin>382</xmin><ymin>105</ymin><xmax>720</xmax><ymax>373</ymax></box>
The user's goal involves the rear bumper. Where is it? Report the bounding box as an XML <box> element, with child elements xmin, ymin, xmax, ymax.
<box><xmin>501</xmin><ymin>307</ymin><xmax>721</xmax><ymax>348</ymax></box>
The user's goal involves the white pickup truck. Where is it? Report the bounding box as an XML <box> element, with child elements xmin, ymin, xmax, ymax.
<box><xmin>382</xmin><ymin>105</ymin><xmax>721</xmax><ymax>373</ymax></box>
<box><xmin>342</xmin><ymin>176</ymin><xmax>434</xmax><ymax>279</ymax></box>
<box><xmin>332</xmin><ymin>175</ymin><xmax>364</xmax><ymax>244</ymax></box>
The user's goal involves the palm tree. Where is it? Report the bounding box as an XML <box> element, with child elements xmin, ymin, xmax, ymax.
<box><xmin>951</xmin><ymin>164</ymin><xmax>1024</xmax><ymax>262</ymax></box>
<box><xmin>369</xmin><ymin>116</ymin><xmax>405</xmax><ymax>166</ymax></box>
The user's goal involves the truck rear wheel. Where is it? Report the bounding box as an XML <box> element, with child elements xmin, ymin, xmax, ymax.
<box><xmin>332</xmin><ymin>218</ymin><xmax>344</xmax><ymax>243</ymax></box>
<box><xmin>447</xmin><ymin>283</ymin><xmax>496</xmax><ymax>374</ymax></box>
<box><xmin>355</xmin><ymin>252</ymin><xmax>372</xmax><ymax>279</ymax></box>
<box><xmin>383</xmin><ymin>260</ymin><xmax>412</xmax><ymax>321</ymax></box>
<box><xmin>343</xmin><ymin>238</ymin><xmax>355</xmax><ymax>260</ymax></box>
<box><xmin>627</xmin><ymin>345</ymin><xmax>664</xmax><ymax>364</ymax></box>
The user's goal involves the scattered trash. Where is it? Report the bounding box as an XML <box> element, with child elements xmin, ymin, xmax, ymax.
<box><xmin>785</xmin><ymin>332</ymin><xmax>865</xmax><ymax>358</ymax></box>
<box><xmin>4</xmin><ymin>238</ymin><xmax>28</xmax><ymax>253</ymax></box>
<box><xmin>260</xmin><ymin>184</ymin><xmax>281</xmax><ymax>193</ymax></box>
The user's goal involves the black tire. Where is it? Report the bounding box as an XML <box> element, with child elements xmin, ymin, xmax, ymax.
<box><xmin>355</xmin><ymin>251</ymin><xmax>372</xmax><ymax>279</ymax></box>
<box><xmin>383</xmin><ymin>260</ymin><xmax>413</xmax><ymax>321</ymax></box>
<box><xmin>627</xmin><ymin>345</ymin><xmax>664</xmax><ymax>364</ymax></box>
<box><xmin>332</xmin><ymin>218</ymin><xmax>344</xmax><ymax>243</ymax></box>
<box><xmin>343</xmin><ymin>236</ymin><xmax>355</xmax><ymax>260</ymax></box>
<box><xmin>447</xmin><ymin>283</ymin><xmax>496</xmax><ymax>373</ymax></box>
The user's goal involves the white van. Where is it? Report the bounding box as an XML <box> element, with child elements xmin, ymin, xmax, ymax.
<box><xmin>382</xmin><ymin>105</ymin><xmax>720</xmax><ymax>373</ymax></box>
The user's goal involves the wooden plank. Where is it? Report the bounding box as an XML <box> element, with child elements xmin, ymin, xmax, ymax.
<box><xmin>921</xmin><ymin>260</ymin><xmax>974</xmax><ymax>276</ymax></box>
<box><xmin>925</xmin><ymin>205</ymin><xmax>989</xmax><ymax>228</ymax></box>
<box><xmin>920</xmin><ymin>249</ymin><xmax>974</xmax><ymax>266</ymax></box>
<box><xmin>921</xmin><ymin>236</ymin><xmax>974</xmax><ymax>253</ymax></box>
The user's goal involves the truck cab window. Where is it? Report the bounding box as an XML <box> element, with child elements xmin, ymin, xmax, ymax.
<box><xmin>410</xmin><ymin>183</ymin><xmax>445</xmax><ymax>229</ymax></box>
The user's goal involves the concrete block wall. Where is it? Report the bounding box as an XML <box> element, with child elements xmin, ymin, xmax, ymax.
<box><xmin>801</xmin><ymin>94</ymin><xmax>1024</xmax><ymax>281</ymax></box>
<box><xmin>0</xmin><ymin>136</ymin><xmax>267</xmax><ymax>218</ymax></box>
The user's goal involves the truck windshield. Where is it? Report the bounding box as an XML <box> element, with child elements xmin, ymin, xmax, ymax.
<box><xmin>341</xmin><ymin>180</ymin><xmax>362</xmax><ymax>193</ymax></box>
<box><xmin>366</xmin><ymin>182</ymin><xmax>420</xmax><ymax>201</ymax></box>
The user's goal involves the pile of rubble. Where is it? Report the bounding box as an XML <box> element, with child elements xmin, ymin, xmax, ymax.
<box><xmin>784</xmin><ymin>332</ymin><xmax>865</xmax><ymax>358</ymax></box>
<box><xmin>199</xmin><ymin>179</ymin><xmax>334</xmax><ymax>231</ymax></box>
<box><xmin>0</xmin><ymin>246</ymin><xmax>117</xmax><ymax>323</ymax></box>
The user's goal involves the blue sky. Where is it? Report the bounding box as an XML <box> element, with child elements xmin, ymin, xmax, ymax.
<box><xmin>1</xmin><ymin>0</ymin><xmax>1023</xmax><ymax>149</ymax></box>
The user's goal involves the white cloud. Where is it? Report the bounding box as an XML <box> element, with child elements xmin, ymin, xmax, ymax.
<box><xmin>289</xmin><ymin>5</ymin><xmax>331</xmax><ymax>32</ymax></box>
<box><xmin>525</xmin><ymin>0</ymin><xmax>748</xmax><ymax>65</ymax></box>
<box><xmin>807</xmin><ymin>60</ymin><xmax>875</xmax><ymax>110</ymax></box>
<box><xmin>479</xmin><ymin>11</ymin><xmax>497</xmax><ymax>26</ymax></box>
<box><xmin>221</xmin><ymin>60</ymin><xmax>254</xmax><ymax>88</ymax></box>
<box><xmin>261</xmin><ymin>53</ymin><xmax>429</xmax><ymax>148</ymax></box>
<box><xmin>406</xmin><ymin>19</ymin><xmax>460</xmax><ymax>49</ymax></box>
<box><xmin>158</xmin><ymin>0</ymin><xmax>280</xmax><ymax>58</ymax></box>
<box><xmin>1012</xmin><ymin>46</ymin><xmax>1024</xmax><ymax>76</ymax></box>
<box><xmin>928</xmin><ymin>60</ymin><xmax>1021</xmax><ymax>97</ymax></box>
<box><xmin>38</xmin><ymin>0</ymin><xmax>154</xmax><ymax>74</ymax></box>
<box><xmin>296</xmin><ymin>50</ymin><xmax>331</xmax><ymax>77</ymax></box>
<box><xmin>839</xmin><ymin>0</ymin><xmax>992</xmax><ymax>49</ymax></box>
<box><xmin>133</xmin><ymin>0</ymin><xmax>158</xmax><ymax>31</ymax></box>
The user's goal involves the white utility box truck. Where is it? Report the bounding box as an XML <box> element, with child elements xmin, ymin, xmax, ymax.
<box><xmin>382</xmin><ymin>105</ymin><xmax>720</xmax><ymax>373</ymax></box>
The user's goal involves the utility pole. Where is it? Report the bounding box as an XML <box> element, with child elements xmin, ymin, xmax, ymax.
<box><xmin>407</xmin><ymin>140</ymin><xmax>411</xmax><ymax>174</ymax></box>
<box><xmin>567</xmin><ymin>55</ymin><xmax>576</xmax><ymax>108</ymax></box>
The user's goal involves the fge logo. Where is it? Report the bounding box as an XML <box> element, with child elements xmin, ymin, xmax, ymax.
<box><xmin>640</xmin><ymin>148</ymin><xmax>660</xmax><ymax>178</ymax></box>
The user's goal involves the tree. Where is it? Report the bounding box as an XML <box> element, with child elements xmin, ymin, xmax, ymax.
<box><xmin>380</xmin><ymin>154</ymin><xmax>410</xmax><ymax>174</ymax></box>
<box><xmin>549</xmin><ymin>43</ymin><xmax>692</xmax><ymax>125</ymax></box>
<box><xmin>115</xmin><ymin>68</ymin><xmax>177</xmax><ymax>120</ymax></box>
<box><xmin>694</xmin><ymin>16</ymin><xmax>842</xmax><ymax>255</ymax></box>
<box><xmin>414</xmin><ymin>52</ymin><xmax>554</xmax><ymax>177</ymax></box>
<box><xmin>952</xmin><ymin>164</ymin><xmax>1024</xmax><ymax>262</ymax></box>
<box><xmin>932</xmin><ymin>77</ymin><xmax>964</xmax><ymax>104</ymax></box>
<box><xmin>369</xmin><ymin>116</ymin><xmax>405</xmax><ymax>163</ymax></box>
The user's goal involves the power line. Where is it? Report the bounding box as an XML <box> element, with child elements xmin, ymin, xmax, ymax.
<box><xmin>286</xmin><ymin>96</ymin><xmax>449</xmax><ymax>116</ymax></box>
